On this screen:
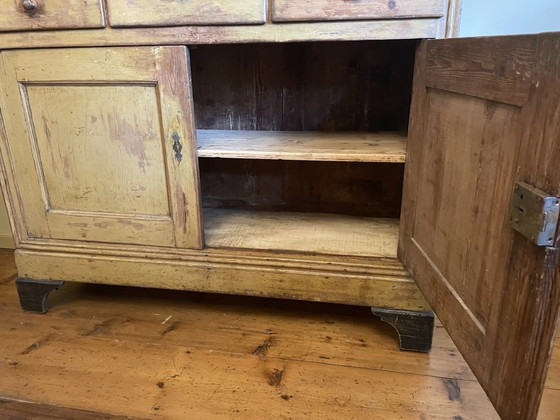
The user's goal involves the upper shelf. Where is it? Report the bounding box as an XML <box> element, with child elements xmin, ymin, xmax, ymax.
<box><xmin>196</xmin><ymin>130</ymin><xmax>407</xmax><ymax>163</ymax></box>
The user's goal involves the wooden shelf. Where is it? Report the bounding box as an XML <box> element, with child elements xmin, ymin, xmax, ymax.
<box><xmin>197</xmin><ymin>130</ymin><xmax>407</xmax><ymax>162</ymax></box>
<box><xmin>204</xmin><ymin>208</ymin><xmax>399</xmax><ymax>258</ymax></box>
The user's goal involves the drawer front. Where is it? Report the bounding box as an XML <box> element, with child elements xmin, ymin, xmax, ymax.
<box><xmin>107</xmin><ymin>0</ymin><xmax>266</xmax><ymax>27</ymax></box>
<box><xmin>272</xmin><ymin>0</ymin><xmax>444</xmax><ymax>22</ymax></box>
<box><xmin>0</xmin><ymin>0</ymin><xmax>105</xmax><ymax>32</ymax></box>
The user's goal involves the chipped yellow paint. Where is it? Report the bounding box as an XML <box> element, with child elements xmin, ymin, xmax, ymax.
<box><xmin>0</xmin><ymin>47</ymin><xmax>203</xmax><ymax>248</ymax></box>
<box><xmin>0</xmin><ymin>0</ymin><xmax>105</xmax><ymax>32</ymax></box>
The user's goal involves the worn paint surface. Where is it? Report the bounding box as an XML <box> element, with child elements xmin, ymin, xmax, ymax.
<box><xmin>0</xmin><ymin>47</ymin><xmax>203</xmax><ymax>248</ymax></box>
<box><xmin>0</xmin><ymin>0</ymin><xmax>105</xmax><ymax>32</ymax></box>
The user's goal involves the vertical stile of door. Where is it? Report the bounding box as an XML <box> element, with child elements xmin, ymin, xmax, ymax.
<box><xmin>155</xmin><ymin>47</ymin><xmax>203</xmax><ymax>249</ymax></box>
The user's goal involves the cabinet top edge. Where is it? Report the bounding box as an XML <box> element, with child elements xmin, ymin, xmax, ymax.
<box><xmin>0</xmin><ymin>19</ymin><xmax>442</xmax><ymax>50</ymax></box>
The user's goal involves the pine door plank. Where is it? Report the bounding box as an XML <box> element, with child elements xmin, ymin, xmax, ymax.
<box><xmin>400</xmin><ymin>34</ymin><xmax>560</xmax><ymax>420</ymax></box>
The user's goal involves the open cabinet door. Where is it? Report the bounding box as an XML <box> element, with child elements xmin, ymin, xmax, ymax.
<box><xmin>400</xmin><ymin>33</ymin><xmax>560</xmax><ymax>419</ymax></box>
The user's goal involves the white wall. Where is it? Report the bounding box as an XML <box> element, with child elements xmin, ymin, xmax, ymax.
<box><xmin>460</xmin><ymin>0</ymin><xmax>560</xmax><ymax>37</ymax></box>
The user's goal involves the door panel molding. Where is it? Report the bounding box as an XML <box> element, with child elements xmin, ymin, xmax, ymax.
<box><xmin>425</xmin><ymin>36</ymin><xmax>536</xmax><ymax>106</ymax></box>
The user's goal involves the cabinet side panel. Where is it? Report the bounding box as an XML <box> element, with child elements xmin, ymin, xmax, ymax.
<box><xmin>0</xmin><ymin>190</ymin><xmax>15</xmax><ymax>248</ymax></box>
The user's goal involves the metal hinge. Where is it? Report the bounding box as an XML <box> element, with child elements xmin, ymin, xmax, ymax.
<box><xmin>510</xmin><ymin>182</ymin><xmax>559</xmax><ymax>246</ymax></box>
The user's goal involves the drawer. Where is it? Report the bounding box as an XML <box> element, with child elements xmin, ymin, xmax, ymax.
<box><xmin>272</xmin><ymin>0</ymin><xmax>444</xmax><ymax>22</ymax></box>
<box><xmin>0</xmin><ymin>0</ymin><xmax>105</xmax><ymax>32</ymax></box>
<box><xmin>107</xmin><ymin>0</ymin><xmax>266</xmax><ymax>27</ymax></box>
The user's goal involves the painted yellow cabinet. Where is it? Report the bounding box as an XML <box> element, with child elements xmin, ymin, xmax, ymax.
<box><xmin>0</xmin><ymin>3</ymin><xmax>559</xmax><ymax>419</ymax></box>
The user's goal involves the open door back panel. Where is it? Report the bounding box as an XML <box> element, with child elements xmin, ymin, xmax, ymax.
<box><xmin>400</xmin><ymin>34</ymin><xmax>560</xmax><ymax>420</ymax></box>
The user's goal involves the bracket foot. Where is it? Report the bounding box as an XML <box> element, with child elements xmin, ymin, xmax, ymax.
<box><xmin>371</xmin><ymin>307</ymin><xmax>434</xmax><ymax>353</ymax></box>
<box><xmin>15</xmin><ymin>278</ymin><xmax>65</xmax><ymax>313</ymax></box>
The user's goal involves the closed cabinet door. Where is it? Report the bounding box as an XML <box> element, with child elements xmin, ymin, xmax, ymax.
<box><xmin>0</xmin><ymin>47</ymin><xmax>203</xmax><ymax>248</ymax></box>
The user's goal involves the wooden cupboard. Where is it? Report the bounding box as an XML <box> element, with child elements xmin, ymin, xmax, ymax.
<box><xmin>0</xmin><ymin>2</ymin><xmax>559</xmax><ymax>419</ymax></box>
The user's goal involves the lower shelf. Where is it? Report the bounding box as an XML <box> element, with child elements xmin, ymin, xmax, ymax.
<box><xmin>203</xmin><ymin>208</ymin><xmax>399</xmax><ymax>258</ymax></box>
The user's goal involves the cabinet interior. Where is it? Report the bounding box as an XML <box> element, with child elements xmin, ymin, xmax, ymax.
<box><xmin>190</xmin><ymin>40</ymin><xmax>417</xmax><ymax>257</ymax></box>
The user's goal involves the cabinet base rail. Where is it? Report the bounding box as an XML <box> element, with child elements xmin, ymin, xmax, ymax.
<box><xmin>13</xmin><ymin>274</ymin><xmax>435</xmax><ymax>353</ymax></box>
<box><xmin>13</xmin><ymin>244</ymin><xmax>434</xmax><ymax>352</ymax></box>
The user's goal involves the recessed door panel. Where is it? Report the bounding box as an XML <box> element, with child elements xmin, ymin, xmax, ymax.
<box><xmin>27</xmin><ymin>84</ymin><xmax>170</xmax><ymax>216</ymax></box>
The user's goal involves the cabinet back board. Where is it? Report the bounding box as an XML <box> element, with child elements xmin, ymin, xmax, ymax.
<box><xmin>191</xmin><ymin>41</ymin><xmax>416</xmax><ymax>132</ymax></box>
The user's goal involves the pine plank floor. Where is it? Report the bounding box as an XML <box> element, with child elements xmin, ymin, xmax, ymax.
<box><xmin>0</xmin><ymin>249</ymin><xmax>557</xmax><ymax>419</ymax></box>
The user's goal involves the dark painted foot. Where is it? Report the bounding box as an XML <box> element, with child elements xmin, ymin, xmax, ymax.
<box><xmin>15</xmin><ymin>278</ymin><xmax>64</xmax><ymax>313</ymax></box>
<box><xmin>371</xmin><ymin>307</ymin><xmax>434</xmax><ymax>353</ymax></box>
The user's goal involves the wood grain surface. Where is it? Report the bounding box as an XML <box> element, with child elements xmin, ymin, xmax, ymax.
<box><xmin>272</xmin><ymin>0</ymin><xmax>443</xmax><ymax>22</ymax></box>
<box><xmin>191</xmin><ymin>41</ymin><xmax>416</xmax><ymax>133</ymax></box>
<box><xmin>107</xmin><ymin>0</ymin><xmax>266</xmax><ymax>27</ymax></box>
<box><xmin>400</xmin><ymin>33</ymin><xmax>560</xmax><ymax>420</ymax></box>
<box><xmin>0</xmin><ymin>20</ymin><xmax>442</xmax><ymax>50</ymax></box>
<box><xmin>425</xmin><ymin>36</ymin><xmax>536</xmax><ymax>106</ymax></box>
<box><xmin>197</xmin><ymin>130</ymin><xmax>407</xmax><ymax>162</ymax></box>
<box><xmin>1</xmin><ymin>247</ymin><xmax>557</xmax><ymax>418</ymax></box>
<box><xmin>204</xmin><ymin>208</ymin><xmax>399</xmax><ymax>257</ymax></box>
<box><xmin>200</xmin><ymin>159</ymin><xmax>404</xmax><ymax>218</ymax></box>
